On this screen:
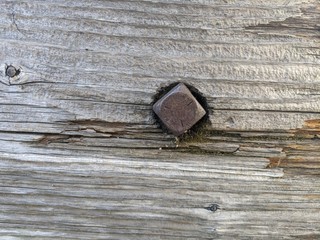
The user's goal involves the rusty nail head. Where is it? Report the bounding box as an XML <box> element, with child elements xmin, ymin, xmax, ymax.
<box><xmin>153</xmin><ymin>83</ymin><xmax>206</xmax><ymax>136</ymax></box>
<box><xmin>6</xmin><ymin>65</ymin><xmax>17</xmax><ymax>78</ymax></box>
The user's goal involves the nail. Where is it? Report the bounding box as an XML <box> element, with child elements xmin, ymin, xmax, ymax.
<box><xmin>6</xmin><ymin>65</ymin><xmax>17</xmax><ymax>78</ymax></box>
<box><xmin>153</xmin><ymin>83</ymin><xmax>206</xmax><ymax>136</ymax></box>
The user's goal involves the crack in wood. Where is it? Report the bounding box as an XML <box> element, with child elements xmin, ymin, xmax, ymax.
<box><xmin>245</xmin><ymin>3</ymin><xmax>320</xmax><ymax>39</ymax></box>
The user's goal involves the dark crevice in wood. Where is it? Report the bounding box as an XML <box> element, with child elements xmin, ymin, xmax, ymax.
<box><xmin>212</xmin><ymin>108</ymin><xmax>320</xmax><ymax>114</ymax></box>
<box><xmin>36</xmin><ymin>134</ymin><xmax>83</xmax><ymax>145</ymax></box>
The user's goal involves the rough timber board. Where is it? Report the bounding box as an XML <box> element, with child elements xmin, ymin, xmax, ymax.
<box><xmin>0</xmin><ymin>0</ymin><xmax>319</xmax><ymax>239</ymax></box>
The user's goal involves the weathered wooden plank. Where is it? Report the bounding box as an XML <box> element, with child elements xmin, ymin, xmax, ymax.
<box><xmin>0</xmin><ymin>0</ymin><xmax>319</xmax><ymax>239</ymax></box>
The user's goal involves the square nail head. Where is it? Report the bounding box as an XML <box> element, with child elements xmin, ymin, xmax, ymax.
<box><xmin>153</xmin><ymin>83</ymin><xmax>206</xmax><ymax>136</ymax></box>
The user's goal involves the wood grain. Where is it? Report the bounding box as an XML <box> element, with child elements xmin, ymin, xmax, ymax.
<box><xmin>0</xmin><ymin>0</ymin><xmax>319</xmax><ymax>239</ymax></box>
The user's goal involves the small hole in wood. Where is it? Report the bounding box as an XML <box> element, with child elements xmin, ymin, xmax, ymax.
<box><xmin>5</xmin><ymin>65</ymin><xmax>20</xmax><ymax>78</ymax></box>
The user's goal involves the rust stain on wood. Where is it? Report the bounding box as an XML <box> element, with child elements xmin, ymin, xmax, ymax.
<box><xmin>267</xmin><ymin>157</ymin><xmax>282</xmax><ymax>169</ymax></box>
<box><xmin>268</xmin><ymin>119</ymin><xmax>320</xmax><ymax>173</ymax></box>
<box><xmin>291</xmin><ymin>119</ymin><xmax>320</xmax><ymax>138</ymax></box>
<box><xmin>303</xmin><ymin>119</ymin><xmax>320</xmax><ymax>129</ymax></box>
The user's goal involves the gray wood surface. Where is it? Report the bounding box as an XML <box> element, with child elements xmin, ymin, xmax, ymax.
<box><xmin>0</xmin><ymin>0</ymin><xmax>319</xmax><ymax>239</ymax></box>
